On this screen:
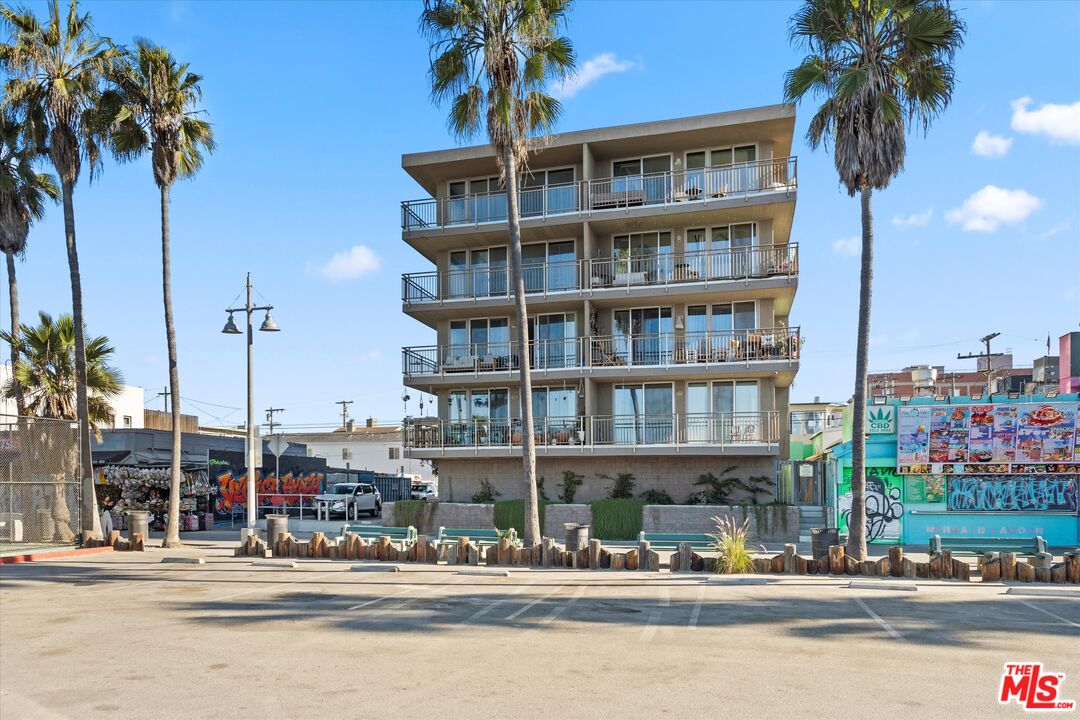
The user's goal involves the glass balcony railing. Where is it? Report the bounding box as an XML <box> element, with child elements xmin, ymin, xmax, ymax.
<box><xmin>401</xmin><ymin>156</ymin><xmax>797</xmax><ymax>231</ymax></box>
<box><xmin>403</xmin><ymin>411</ymin><xmax>781</xmax><ymax>450</ymax></box>
<box><xmin>403</xmin><ymin>244</ymin><xmax>798</xmax><ymax>303</ymax></box>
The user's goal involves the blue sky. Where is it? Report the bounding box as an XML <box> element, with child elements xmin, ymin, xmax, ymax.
<box><xmin>5</xmin><ymin>0</ymin><xmax>1079</xmax><ymax>430</ymax></box>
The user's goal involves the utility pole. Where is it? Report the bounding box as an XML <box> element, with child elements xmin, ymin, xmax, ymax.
<box><xmin>156</xmin><ymin>386</ymin><xmax>169</xmax><ymax>413</ymax></box>
<box><xmin>266</xmin><ymin>407</ymin><xmax>285</xmax><ymax>435</ymax></box>
<box><xmin>958</xmin><ymin>332</ymin><xmax>1002</xmax><ymax>396</ymax></box>
<box><xmin>336</xmin><ymin>400</ymin><xmax>353</xmax><ymax>432</ymax></box>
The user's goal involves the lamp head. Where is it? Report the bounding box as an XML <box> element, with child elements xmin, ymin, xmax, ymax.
<box><xmin>259</xmin><ymin>311</ymin><xmax>280</xmax><ymax>332</ymax></box>
<box><xmin>221</xmin><ymin>313</ymin><xmax>241</xmax><ymax>335</ymax></box>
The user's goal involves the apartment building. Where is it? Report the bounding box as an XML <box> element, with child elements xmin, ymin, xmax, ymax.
<box><xmin>399</xmin><ymin>105</ymin><xmax>800</xmax><ymax>502</ymax></box>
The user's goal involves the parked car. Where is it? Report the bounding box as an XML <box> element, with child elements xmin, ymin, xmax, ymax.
<box><xmin>314</xmin><ymin>483</ymin><xmax>381</xmax><ymax>518</ymax></box>
<box><xmin>411</xmin><ymin>483</ymin><xmax>438</xmax><ymax>502</ymax></box>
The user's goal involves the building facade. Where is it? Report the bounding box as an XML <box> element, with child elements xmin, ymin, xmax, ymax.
<box><xmin>1</xmin><ymin>363</ymin><xmax>145</xmax><ymax>428</ymax></box>
<box><xmin>281</xmin><ymin>419</ymin><xmax>435</xmax><ymax>483</ymax></box>
<box><xmin>399</xmin><ymin>106</ymin><xmax>800</xmax><ymax>502</ymax></box>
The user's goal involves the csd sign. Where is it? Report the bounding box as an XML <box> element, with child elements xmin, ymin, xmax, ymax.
<box><xmin>865</xmin><ymin>406</ymin><xmax>895</xmax><ymax>434</ymax></box>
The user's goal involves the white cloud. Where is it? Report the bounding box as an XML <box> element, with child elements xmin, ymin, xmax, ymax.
<box><xmin>831</xmin><ymin>236</ymin><xmax>860</xmax><ymax>256</ymax></box>
<box><xmin>551</xmin><ymin>52</ymin><xmax>636</xmax><ymax>99</ymax></box>
<box><xmin>318</xmin><ymin>245</ymin><xmax>380</xmax><ymax>281</ymax></box>
<box><xmin>946</xmin><ymin>185</ymin><xmax>1042</xmax><ymax>232</ymax></box>
<box><xmin>892</xmin><ymin>209</ymin><xmax>933</xmax><ymax>228</ymax></box>
<box><xmin>971</xmin><ymin>131</ymin><xmax>1012</xmax><ymax>157</ymax></box>
<box><xmin>1010</xmin><ymin>97</ymin><xmax>1080</xmax><ymax>144</ymax></box>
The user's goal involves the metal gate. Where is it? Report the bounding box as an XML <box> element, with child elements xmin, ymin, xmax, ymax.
<box><xmin>774</xmin><ymin>459</ymin><xmax>825</xmax><ymax>506</ymax></box>
<box><xmin>0</xmin><ymin>415</ymin><xmax>82</xmax><ymax>544</ymax></box>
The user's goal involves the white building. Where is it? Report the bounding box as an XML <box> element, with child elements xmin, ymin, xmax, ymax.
<box><xmin>281</xmin><ymin>419</ymin><xmax>435</xmax><ymax>483</ymax></box>
<box><xmin>0</xmin><ymin>363</ymin><xmax>145</xmax><ymax>428</ymax></box>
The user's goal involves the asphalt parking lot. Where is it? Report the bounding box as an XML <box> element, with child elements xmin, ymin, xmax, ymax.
<box><xmin>2</xmin><ymin>549</ymin><xmax>1078</xmax><ymax>720</ymax></box>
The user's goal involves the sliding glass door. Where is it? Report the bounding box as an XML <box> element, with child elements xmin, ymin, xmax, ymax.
<box><xmin>613</xmin><ymin>307</ymin><xmax>673</xmax><ymax>365</ymax></box>
<box><xmin>530</xmin><ymin>313</ymin><xmax>577</xmax><ymax>369</ymax></box>
<box><xmin>612</xmin><ymin>156</ymin><xmax>671</xmax><ymax>204</ymax></box>
<box><xmin>613</xmin><ymin>231</ymin><xmax>672</xmax><ymax>282</ymax></box>
<box><xmin>614</xmin><ymin>383</ymin><xmax>673</xmax><ymax>444</ymax></box>
<box><xmin>685</xmin><ymin>380</ymin><xmax>759</xmax><ymax>442</ymax></box>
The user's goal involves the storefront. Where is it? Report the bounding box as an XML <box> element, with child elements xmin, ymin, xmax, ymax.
<box><xmin>826</xmin><ymin>394</ymin><xmax>1079</xmax><ymax>547</ymax></box>
<box><xmin>94</xmin><ymin>454</ymin><xmax>214</xmax><ymax>532</ymax></box>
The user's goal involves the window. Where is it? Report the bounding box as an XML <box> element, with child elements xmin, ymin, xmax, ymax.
<box><xmin>686</xmin><ymin>381</ymin><xmax>760</xmax><ymax>442</ymax></box>
<box><xmin>446</xmin><ymin>175</ymin><xmax>506</xmax><ymax>224</ymax></box>
<box><xmin>612</xmin><ymin>155</ymin><xmax>671</xmax><ymax>204</ymax></box>
<box><xmin>388</xmin><ymin>447</ymin><xmax>401</xmax><ymax>460</ymax></box>
<box><xmin>521</xmin><ymin>167</ymin><xmax>576</xmax><ymax>216</ymax></box>
<box><xmin>684</xmin><ymin>223</ymin><xmax>757</xmax><ymax>278</ymax></box>
<box><xmin>613</xmin><ymin>307</ymin><xmax>673</xmax><ymax>365</ymax></box>
<box><xmin>684</xmin><ymin>145</ymin><xmax>758</xmax><ymax>197</ymax></box>
<box><xmin>123</xmin><ymin>415</ymin><xmax>132</xmax><ymax>428</ymax></box>
<box><xmin>531</xmin><ymin>387</ymin><xmax>579</xmax><ymax>435</ymax></box>
<box><xmin>613</xmin><ymin>383</ymin><xmax>673</xmax><ymax>444</ymax></box>
<box><xmin>529</xmin><ymin>313</ymin><xmax>577</xmax><ymax>369</ymax></box>
<box><xmin>613</xmin><ymin>231</ymin><xmax>672</xmax><ymax>281</ymax></box>
<box><xmin>521</xmin><ymin>240</ymin><xmax>577</xmax><ymax>292</ymax></box>
<box><xmin>445</xmin><ymin>388</ymin><xmax>511</xmax><ymax>446</ymax></box>
<box><xmin>447</xmin><ymin>318</ymin><xmax>510</xmax><ymax>362</ymax></box>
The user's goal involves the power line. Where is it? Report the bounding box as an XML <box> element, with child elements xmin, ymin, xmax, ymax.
<box><xmin>335</xmin><ymin>400</ymin><xmax>353</xmax><ymax>431</ymax></box>
<box><xmin>265</xmin><ymin>407</ymin><xmax>285</xmax><ymax>434</ymax></box>
<box><xmin>958</xmin><ymin>332</ymin><xmax>1003</xmax><ymax>395</ymax></box>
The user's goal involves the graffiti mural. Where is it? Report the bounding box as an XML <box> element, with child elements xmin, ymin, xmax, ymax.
<box><xmin>209</xmin><ymin>450</ymin><xmax>328</xmax><ymax>519</ymax></box>
<box><xmin>839</xmin><ymin>467</ymin><xmax>905</xmax><ymax>543</ymax></box>
<box><xmin>946</xmin><ymin>476</ymin><xmax>1078</xmax><ymax>513</ymax></box>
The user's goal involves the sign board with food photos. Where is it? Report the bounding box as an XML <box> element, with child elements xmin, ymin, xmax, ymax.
<box><xmin>896</xmin><ymin>402</ymin><xmax>1079</xmax><ymax>474</ymax></box>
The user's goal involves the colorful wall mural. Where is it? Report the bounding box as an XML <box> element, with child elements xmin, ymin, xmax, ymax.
<box><xmin>838</xmin><ymin>466</ymin><xmax>906</xmax><ymax>543</ymax></box>
<box><xmin>946</xmin><ymin>476</ymin><xmax>1078</xmax><ymax>513</ymax></box>
<box><xmin>209</xmin><ymin>450</ymin><xmax>327</xmax><ymax>519</ymax></box>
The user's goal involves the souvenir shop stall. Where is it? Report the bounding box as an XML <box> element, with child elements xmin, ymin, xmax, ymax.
<box><xmin>95</xmin><ymin>452</ymin><xmax>214</xmax><ymax>532</ymax></box>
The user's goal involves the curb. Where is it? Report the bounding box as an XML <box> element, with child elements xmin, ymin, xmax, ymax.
<box><xmin>0</xmin><ymin>546</ymin><xmax>115</xmax><ymax>564</ymax></box>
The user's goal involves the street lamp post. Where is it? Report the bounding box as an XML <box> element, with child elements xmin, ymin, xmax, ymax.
<box><xmin>222</xmin><ymin>272</ymin><xmax>280</xmax><ymax>531</ymax></box>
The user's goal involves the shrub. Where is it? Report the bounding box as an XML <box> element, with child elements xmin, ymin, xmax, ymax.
<box><xmin>558</xmin><ymin>470</ymin><xmax>584</xmax><ymax>503</ymax></box>
<box><xmin>694</xmin><ymin>466</ymin><xmax>741</xmax><ymax>504</ymax></box>
<box><xmin>588</xmin><ymin>499</ymin><xmax>644</xmax><ymax>540</ymax></box>
<box><xmin>393</xmin><ymin>499</ymin><xmax>438</xmax><ymax>534</ymax></box>
<box><xmin>742</xmin><ymin>475</ymin><xmax>773</xmax><ymax>505</ymax></box>
<box><xmin>536</xmin><ymin>475</ymin><xmax>551</xmax><ymax>502</ymax></box>
<box><xmin>601</xmin><ymin>472</ymin><xmax>636</xmax><ymax>499</ymax></box>
<box><xmin>711</xmin><ymin>515</ymin><xmax>755</xmax><ymax>574</ymax></box>
<box><xmin>472</xmin><ymin>479</ymin><xmax>500</xmax><ymax>504</ymax></box>
<box><xmin>639</xmin><ymin>488</ymin><xmax>673</xmax><ymax>505</ymax></box>
<box><xmin>493</xmin><ymin>499</ymin><xmax>549</xmax><ymax>537</ymax></box>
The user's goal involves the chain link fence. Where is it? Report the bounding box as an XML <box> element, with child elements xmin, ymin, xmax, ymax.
<box><xmin>0</xmin><ymin>415</ymin><xmax>82</xmax><ymax>544</ymax></box>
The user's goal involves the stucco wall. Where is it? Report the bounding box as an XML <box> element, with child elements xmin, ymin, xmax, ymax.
<box><xmin>641</xmin><ymin>504</ymin><xmax>799</xmax><ymax>542</ymax></box>
<box><xmin>437</xmin><ymin>455</ymin><xmax>777</xmax><ymax>504</ymax></box>
<box><xmin>383</xmin><ymin>501</ymin><xmax>494</xmax><ymax>536</ymax></box>
<box><xmin>543</xmin><ymin>504</ymin><xmax>592</xmax><ymax>538</ymax></box>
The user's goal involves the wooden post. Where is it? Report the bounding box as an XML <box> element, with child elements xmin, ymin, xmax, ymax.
<box><xmin>611</xmin><ymin>553</ymin><xmax>625</xmax><ymax>571</ymax></box>
<box><xmin>625</xmin><ymin>548</ymin><xmax>638</xmax><ymax>571</ymax></box>
<box><xmin>542</xmin><ymin>538</ymin><xmax>554</xmax><ymax>568</ymax></box>
<box><xmin>1017</xmin><ymin>562</ymin><xmax>1036</xmax><ymax>583</ymax></box>
<box><xmin>457</xmin><ymin>537</ymin><xmax>470</xmax><ymax>565</ymax></box>
<box><xmin>638</xmin><ymin>540</ymin><xmax>651</xmax><ymax>572</ymax></box>
<box><xmin>828</xmin><ymin>545</ymin><xmax>845</xmax><ymax>575</ymax></box>
<box><xmin>875</xmin><ymin>557</ymin><xmax>889</xmax><ymax>577</ymax></box>
<box><xmin>1065</xmin><ymin>552</ymin><xmax>1080</xmax><ymax>585</ymax></box>
<box><xmin>467</xmin><ymin>544</ymin><xmax>479</xmax><ymax>566</ymax></box>
<box><xmin>999</xmin><ymin>552</ymin><xmax>1017</xmax><ymax>581</ymax></box>
<box><xmin>915</xmin><ymin>562</ymin><xmax>929</xmax><ymax>578</ymax></box>
<box><xmin>678</xmin><ymin>542</ymin><xmax>693</xmax><ymax>574</ymax></box>
<box><xmin>589</xmin><ymin>539</ymin><xmax>602</xmax><ymax>571</ymax></box>
<box><xmin>888</xmin><ymin>546</ymin><xmax>903</xmax><ymax>578</ymax></box>
<box><xmin>771</xmin><ymin>554</ymin><xmax>785</xmax><ymax>573</ymax></box>
<box><xmin>783</xmin><ymin>544</ymin><xmax>797</xmax><ymax>574</ymax></box>
<box><xmin>1050</xmin><ymin>563</ymin><xmax>1067</xmax><ymax>584</ymax></box>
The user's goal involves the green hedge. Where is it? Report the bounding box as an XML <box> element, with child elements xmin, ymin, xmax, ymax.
<box><xmin>493</xmin><ymin>499</ymin><xmax>549</xmax><ymax>537</ymax></box>
<box><xmin>588</xmin><ymin>499</ymin><xmax>644</xmax><ymax>540</ymax></box>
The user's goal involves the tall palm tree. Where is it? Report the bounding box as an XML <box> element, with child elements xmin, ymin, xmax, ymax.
<box><xmin>421</xmin><ymin>0</ymin><xmax>575</xmax><ymax>546</ymax></box>
<box><xmin>784</xmin><ymin>0</ymin><xmax>964</xmax><ymax>559</ymax></box>
<box><xmin>0</xmin><ymin>111</ymin><xmax>59</xmax><ymax>417</ymax></box>
<box><xmin>1</xmin><ymin>312</ymin><xmax>121</xmax><ymax>541</ymax></box>
<box><xmin>1</xmin><ymin>0</ymin><xmax>121</xmax><ymax>540</ymax></box>
<box><xmin>99</xmin><ymin>40</ymin><xmax>215</xmax><ymax>549</ymax></box>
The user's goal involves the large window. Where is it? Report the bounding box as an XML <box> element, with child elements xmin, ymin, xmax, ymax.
<box><xmin>529</xmin><ymin>313</ymin><xmax>577</xmax><ymax>369</ymax></box>
<box><xmin>683</xmin><ymin>302</ymin><xmax>755</xmax><ymax>361</ymax></box>
<box><xmin>531</xmin><ymin>387</ymin><xmax>579</xmax><ymax>437</ymax></box>
<box><xmin>612</xmin><ymin>155</ymin><xmax>671</xmax><ymax>204</ymax></box>
<box><xmin>684</xmin><ymin>145</ymin><xmax>758</xmax><ymax>197</ymax></box>
<box><xmin>687</xmin><ymin>380</ymin><xmax>761</xmax><ymax>442</ymax></box>
<box><xmin>684</xmin><ymin>223</ymin><xmax>756</xmax><ymax>279</ymax></box>
<box><xmin>445</xmin><ymin>388</ymin><xmax>510</xmax><ymax>446</ymax></box>
<box><xmin>613</xmin><ymin>307</ymin><xmax>673</xmax><ymax>365</ymax></box>
<box><xmin>613</xmin><ymin>231</ymin><xmax>673</xmax><ymax>282</ymax></box>
<box><xmin>447</xmin><ymin>176</ymin><xmax>506</xmax><ymax>224</ymax></box>
<box><xmin>448</xmin><ymin>247</ymin><xmax>509</xmax><ymax>298</ymax></box>
<box><xmin>613</xmin><ymin>383</ymin><xmax>673</xmax><ymax>444</ymax></box>
<box><xmin>522</xmin><ymin>240</ymin><xmax>577</xmax><ymax>292</ymax></box>
<box><xmin>521</xmin><ymin>167</ymin><xmax>576</xmax><ymax>217</ymax></box>
<box><xmin>447</xmin><ymin>318</ymin><xmax>510</xmax><ymax>364</ymax></box>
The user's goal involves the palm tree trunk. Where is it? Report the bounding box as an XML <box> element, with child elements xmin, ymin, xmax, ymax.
<box><xmin>502</xmin><ymin>144</ymin><xmax>541</xmax><ymax>546</ymax></box>
<box><xmin>846</xmin><ymin>186</ymin><xmax>874</xmax><ymax>561</ymax></box>
<box><xmin>5</xmin><ymin>250</ymin><xmax>25</xmax><ymax>416</ymax></box>
<box><xmin>160</xmin><ymin>183</ymin><xmax>183</xmax><ymax>548</ymax></box>
<box><xmin>61</xmin><ymin>180</ymin><xmax>102</xmax><ymax>541</ymax></box>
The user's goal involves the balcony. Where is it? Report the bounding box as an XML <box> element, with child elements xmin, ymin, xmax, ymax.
<box><xmin>404</xmin><ymin>411</ymin><xmax>781</xmax><ymax>455</ymax></box>
<box><xmin>402</xmin><ymin>327</ymin><xmax>800</xmax><ymax>380</ymax></box>
<box><xmin>401</xmin><ymin>156</ymin><xmax>797</xmax><ymax>231</ymax></box>
<box><xmin>403</xmin><ymin>244</ymin><xmax>798</xmax><ymax>304</ymax></box>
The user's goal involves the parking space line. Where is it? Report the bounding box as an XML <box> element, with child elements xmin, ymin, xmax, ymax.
<box><xmin>532</xmin><ymin>586</ymin><xmax>587</xmax><ymax>629</ymax></box>
<box><xmin>461</xmin><ymin>586</ymin><xmax>527</xmax><ymax>624</ymax></box>
<box><xmin>641</xmin><ymin>587</ymin><xmax>670</xmax><ymax>641</ymax></box>
<box><xmin>382</xmin><ymin>578</ymin><xmax>471</xmax><ymax>610</ymax></box>
<box><xmin>348</xmin><ymin>585</ymin><xmax>422</xmax><ymax>611</ymax></box>
<box><xmin>852</xmin><ymin>596</ymin><xmax>903</xmax><ymax>640</ymax></box>
<box><xmin>505</xmin><ymin>586</ymin><xmax>565</xmax><ymax>620</ymax></box>
<box><xmin>689</xmin><ymin>586</ymin><xmax>705</xmax><ymax>628</ymax></box>
<box><xmin>1017</xmin><ymin>599</ymin><xmax>1080</xmax><ymax>628</ymax></box>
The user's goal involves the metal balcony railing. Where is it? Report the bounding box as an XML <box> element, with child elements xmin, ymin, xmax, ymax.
<box><xmin>400</xmin><ymin>156</ymin><xmax>797</xmax><ymax>230</ymax></box>
<box><xmin>402</xmin><ymin>327</ymin><xmax>800</xmax><ymax>378</ymax></box>
<box><xmin>402</xmin><ymin>244</ymin><xmax>798</xmax><ymax>303</ymax></box>
<box><xmin>403</xmin><ymin>411</ymin><xmax>781</xmax><ymax>450</ymax></box>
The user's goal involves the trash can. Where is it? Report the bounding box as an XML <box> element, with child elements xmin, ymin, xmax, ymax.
<box><xmin>810</xmin><ymin>527</ymin><xmax>839</xmax><ymax>560</ymax></box>
<box><xmin>266</xmin><ymin>514</ymin><xmax>290</xmax><ymax>547</ymax></box>
<box><xmin>126</xmin><ymin>510</ymin><xmax>149</xmax><ymax>542</ymax></box>
<box><xmin>564</xmin><ymin>523</ymin><xmax>590</xmax><ymax>552</ymax></box>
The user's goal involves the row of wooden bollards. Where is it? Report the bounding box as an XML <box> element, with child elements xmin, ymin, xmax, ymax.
<box><xmin>979</xmin><ymin>551</ymin><xmax>1080</xmax><ymax>584</ymax></box>
<box><xmin>82</xmin><ymin>530</ymin><xmax>145</xmax><ymax>552</ymax></box>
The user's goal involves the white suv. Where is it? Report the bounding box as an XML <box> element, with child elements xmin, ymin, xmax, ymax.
<box><xmin>410</xmin><ymin>483</ymin><xmax>438</xmax><ymax>502</ymax></box>
<box><xmin>314</xmin><ymin>483</ymin><xmax>382</xmax><ymax>518</ymax></box>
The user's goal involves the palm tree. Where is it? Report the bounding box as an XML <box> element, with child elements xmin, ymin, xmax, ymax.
<box><xmin>99</xmin><ymin>40</ymin><xmax>215</xmax><ymax>549</ymax></box>
<box><xmin>784</xmin><ymin>0</ymin><xmax>964</xmax><ymax>559</ymax></box>
<box><xmin>421</xmin><ymin>0</ymin><xmax>575</xmax><ymax>546</ymax></box>
<box><xmin>0</xmin><ymin>111</ymin><xmax>59</xmax><ymax>417</ymax></box>
<box><xmin>1</xmin><ymin>312</ymin><xmax>122</xmax><ymax>541</ymax></box>
<box><xmin>1</xmin><ymin>0</ymin><xmax>121</xmax><ymax>540</ymax></box>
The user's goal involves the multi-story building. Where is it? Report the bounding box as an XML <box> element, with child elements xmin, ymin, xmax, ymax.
<box><xmin>399</xmin><ymin>105</ymin><xmax>800</xmax><ymax>502</ymax></box>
